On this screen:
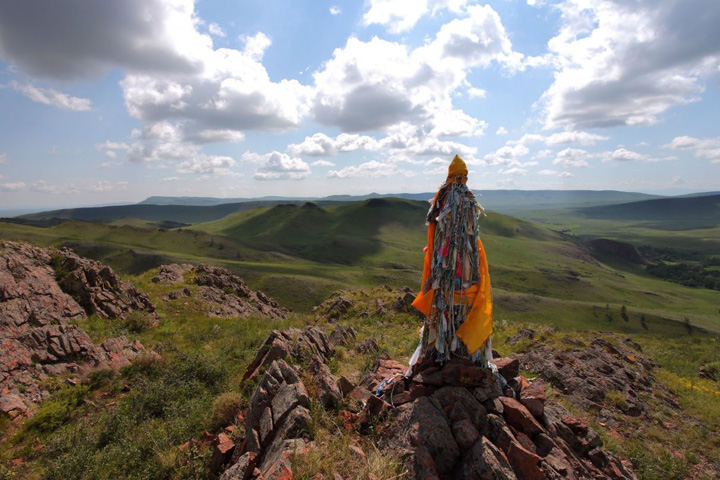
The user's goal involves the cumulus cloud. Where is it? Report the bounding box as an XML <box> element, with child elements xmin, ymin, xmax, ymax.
<box><xmin>243</xmin><ymin>151</ymin><xmax>311</xmax><ymax>180</ymax></box>
<box><xmin>328</xmin><ymin>160</ymin><xmax>405</xmax><ymax>179</ymax></box>
<box><xmin>9</xmin><ymin>82</ymin><xmax>91</xmax><ymax>111</ymax></box>
<box><xmin>90</xmin><ymin>181</ymin><xmax>129</xmax><ymax>192</ymax></box>
<box><xmin>496</xmin><ymin>126</ymin><xmax>508</xmax><ymax>135</ymax></box>
<box><xmin>363</xmin><ymin>0</ymin><xmax>471</xmax><ymax>34</ymax></box>
<box><xmin>310</xmin><ymin>160</ymin><xmax>335</xmax><ymax>167</ymax></box>
<box><xmin>552</xmin><ymin>148</ymin><xmax>590</xmax><ymax>168</ymax></box>
<box><xmin>287</xmin><ymin>131</ymin><xmax>477</xmax><ymax>163</ymax></box>
<box><xmin>598</xmin><ymin>148</ymin><xmax>661</xmax><ymax>163</ymax></box>
<box><xmin>537</xmin><ymin>169</ymin><xmax>558</xmax><ymax>175</ymax></box>
<box><xmin>500</xmin><ymin>167</ymin><xmax>527</xmax><ymax>175</ymax></box>
<box><xmin>330</xmin><ymin>6</ymin><xmax>342</xmax><ymax>15</ymax></box>
<box><xmin>559</xmin><ymin>171</ymin><xmax>574</xmax><ymax>178</ymax></box>
<box><xmin>468</xmin><ymin>87</ymin><xmax>487</xmax><ymax>99</ymax></box>
<box><xmin>0</xmin><ymin>0</ymin><xmax>209</xmax><ymax>80</ymax></box>
<box><xmin>662</xmin><ymin>135</ymin><xmax>720</xmax><ymax>163</ymax></box>
<box><xmin>483</xmin><ymin>144</ymin><xmax>530</xmax><ymax>166</ymax></box>
<box><xmin>176</xmin><ymin>155</ymin><xmax>237</xmax><ymax>175</ymax></box>
<box><xmin>313</xmin><ymin>5</ymin><xmax>521</xmax><ymax>135</ymax></box>
<box><xmin>208</xmin><ymin>23</ymin><xmax>226</xmax><ymax>38</ymax></box>
<box><xmin>512</xmin><ymin>131</ymin><xmax>609</xmax><ymax>146</ymax></box>
<box><xmin>541</xmin><ymin>0</ymin><xmax>720</xmax><ymax>130</ymax></box>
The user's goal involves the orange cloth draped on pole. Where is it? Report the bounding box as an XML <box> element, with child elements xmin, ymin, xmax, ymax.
<box><xmin>411</xmin><ymin>197</ymin><xmax>493</xmax><ymax>354</ymax></box>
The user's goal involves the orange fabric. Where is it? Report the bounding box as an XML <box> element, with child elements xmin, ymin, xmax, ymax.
<box><xmin>411</xmin><ymin>206</ymin><xmax>493</xmax><ymax>353</ymax></box>
<box><xmin>448</xmin><ymin>154</ymin><xmax>468</xmax><ymax>177</ymax></box>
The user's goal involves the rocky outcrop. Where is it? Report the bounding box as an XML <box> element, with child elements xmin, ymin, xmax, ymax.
<box><xmin>154</xmin><ymin>263</ymin><xmax>289</xmax><ymax>320</ymax></box>
<box><xmin>242</xmin><ymin>326</ymin><xmax>334</xmax><ymax>381</ymax></box>
<box><xmin>56</xmin><ymin>248</ymin><xmax>156</xmax><ymax>320</ymax></box>
<box><xmin>222</xmin><ymin>359</ymin><xmax>312</xmax><ymax>480</ymax></box>
<box><xmin>515</xmin><ymin>335</ymin><xmax>659</xmax><ymax>416</ymax></box>
<box><xmin>222</xmin><ymin>325</ymin><xmax>638</xmax><ymax>480</ymax></box>
<box><xmin>0</xmin><ymin>241</ymin><xmax>152</xmax><ymax>419</ymax></box>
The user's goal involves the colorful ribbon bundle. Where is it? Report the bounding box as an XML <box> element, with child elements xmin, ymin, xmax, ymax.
<box><xmin>421</xmin><ymin>181</ymin><xmax>487</xmax><ymax>363</ymax></box>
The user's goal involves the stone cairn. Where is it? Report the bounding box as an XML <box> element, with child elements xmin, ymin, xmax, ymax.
<box><xmin>216</xmin><ymin>323</ymin><xmax>638</xmax><ymax>480</ymax></box>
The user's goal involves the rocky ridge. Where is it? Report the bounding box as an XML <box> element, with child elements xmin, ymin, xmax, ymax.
<box><xmin>153</xmin><ymin>264</ymin><xmax>289</xmax><ymax>320</ymax></box>
<box><xmin>217</xmin><ymin>324</ymin><xmax>644</xmax><ymax>480</ymax></box>
<box><xmin>0</xmin><ymin>241</ymin><xmax>155</xmax><ymax>419</ymax></box>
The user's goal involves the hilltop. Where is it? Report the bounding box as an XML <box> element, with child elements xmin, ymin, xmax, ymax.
<box><xmin>0</xmin><ymin>250</ymin><xmax>717</xmax><ymax>479</ymax></box>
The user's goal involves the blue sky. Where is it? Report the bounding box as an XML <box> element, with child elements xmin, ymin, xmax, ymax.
<box><xmin>1</xmin><ymin>0</ymin><xmax>719</xmax><ymax>209</ymax></box>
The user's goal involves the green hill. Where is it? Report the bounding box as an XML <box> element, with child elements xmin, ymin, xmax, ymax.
<box><xmin>577</xmin><ymin>194</ymin><xmax>720</xmax><ymax>229</ymax></box>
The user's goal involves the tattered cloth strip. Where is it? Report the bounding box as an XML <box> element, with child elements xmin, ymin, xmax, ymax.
<box><xmin>412</xmin><ymin>181</ymin><xmax>493</xmax><ymax>365</ymax></box>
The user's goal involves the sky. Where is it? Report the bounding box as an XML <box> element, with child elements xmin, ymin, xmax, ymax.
<box><xmin>1</xmin><ymin>0</ymin><xmax>719</xmax><ymax>210</ymax></box>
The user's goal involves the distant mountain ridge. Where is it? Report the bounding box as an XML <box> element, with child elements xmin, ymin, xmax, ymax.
<box><xmin>14</xmin><ymin>190</ymin><xmax>719</xmax><ymax>226</ymax></box>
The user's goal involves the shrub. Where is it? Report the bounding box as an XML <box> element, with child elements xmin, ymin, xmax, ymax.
<box><xmin>86</xmin><ymin>369</ymin><xmax>115</xmax><ymax>390</ymax></box>
<box><xmin>209</xmin><ymin>392</ymin><xmax>244</xmax><ymax>431</ymax></box>
<box><xmin>24</xmin><ymin>385</ymin><xmax>89</xmax><ymax>435</ymax></box>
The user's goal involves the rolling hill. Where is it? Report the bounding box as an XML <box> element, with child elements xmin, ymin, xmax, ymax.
<box><xmin>577</xmin><ymin>193</ymin><xmax>720</xmax><ymax>229</ymax></box>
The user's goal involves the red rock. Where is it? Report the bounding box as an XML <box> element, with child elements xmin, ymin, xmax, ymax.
<box><xmin>561</xmin><ymin>414</ymin><xmax>588</xmax><ymax>435</ymax></box>
<box><xmin>507</xmin><ymin>441</ymin><xmax>543</xmax><ymax>480</ymax></box>
<box><xmin>442</xmin><ymin>362</ymin><xmax>492</xmax><ymax>387</ymax></box>
<box><xmin>337</xmin><ymin>410</ymin><xmax>360</xmax><ymax>431</ymax></box>
<box><xmin>409</xmin><ymin>382</ymin><xmax>437</xmax><ymax>400</ymax></box>
<box><xmin>491</xmin><ymin>357</ymin><xmax>520</xmax><ymax>381</ymax></box>
<box><xmin>499</xmin><ymin>397</ymin><xmax>544</xmax><ymax>435</ymax></box>
<box><xmin>520</xmin><ymin>379</ymin><xmax>546</xmax><ymax>419</ymax></box>
<box><xmin>211</xmin><ymin>433</ymin><xmax>236</xmax><ymax>473</ymax></box>
<box><xmin>452</xmin><ymin>418</ymin><xmax>479</xmax><ymax>450</ymax></box>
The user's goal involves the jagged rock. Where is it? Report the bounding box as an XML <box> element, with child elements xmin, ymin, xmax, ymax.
<box><xmin>460</xmin><ymin>437</ymin><xmax>517</xmax><ymax>480</ymax></box>
<box><xmin>519</xmin><ymin>378</ymin><xmax>546</xmax><ymax>418</ymax></box>
<box><xmin>516</xmin><ymin>338</ymin><xmax>659</xmax><ymax>416</ymax></box>
<box><xmin>155</xmin><ymin>263</ymin><xmax>288</xmax><ymax>319</ymax></box>
<box><xmin>507</xmin><ymin>441</ymin><xmax>543</xmax><ymax>480</ymax></box>
<box><xmin>328</xmin><ymin>325</ymin><xmax>356</xmax><ymax>347</ymax></box>
<box><xmin>308</xmin><ymin>355</ymin><xmax>342</xmax><ymax>408</ymax></box>
<box><xmin>0</xmin><ymin>241</ymin><xmax>151</xmax><ymax>418</ymax></box>
<box><xmin>151</xmin><ymin>263</ymin><xmax>193</xmax><ymax>283</ymax></box>
<box><xmin>239</xmin><ymin>359</ymin><xmax>312</xmax><ymax>477</ymax></box>
<box><xmin>56</xmin><ymin>248</ymin><xmax>155</xmax><ymax>319</ymax></box>
<box><xmin>243</xmin><ymin>326</ymin><xmax>333</xmax><ymax>381</ymax></box>
<box><xmin>499</xmin><ymin>397</ymin><xmax>545</xmax><ymax>435</ymax></box>
<box><xmin>211</xmin><ymin>433</ymin><xmax>236</xmax><ymax>473</ymax></box>
<box><xmin>491</xmin><ymin>357</ymin><xmax>519</xmax><ymax>382</ymax></box>
<box><xmin>165</xmin><ymin>287</ymin><xmax>191</xmax><ymax>300</ymax></box>
<box><xmin>355</xmin><ymin>337</ymin><xmax>380</xmax><ymax>354</ymax></box>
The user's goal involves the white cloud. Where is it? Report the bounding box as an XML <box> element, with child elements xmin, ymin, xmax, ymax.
<box><xmin>552</xmin><ymin>148</ymin><xmax>590</xmax><ymax>168</ymax></box>
<box><xmin>496</xmin><ymin>126</ymin><xmax>508</xmax><ymax>135</ymax></box>
<box><xmin>512</xmin><ymin>131</ymin><xmax>609</xmax><ymax>146</ymax></box>
<box><xmin>537</xmin><ymin>169</ymin><xmax>558</xmax><ymax>175</ymax></box>
<box><xmin>90</xmin><ymin>181</ymin><xmax>129</xmax><ymax>192</ymax></box>
<box><xmin>541</xmin><ymin>0</ymin><xmax>720</xmax><ymax>130</ymax></box>
<box><xmin>0</xmin><ymin>153</ymin><xmax>7</xmax><ymax>164</ymax></box>
<box><xmin>468</xmin><ymin>87</ymin><xmax>487</xmax><ymax>99</ymax></box>
<box><xmin>310</xmin><ymin>160</ymin><xmax>335</xmax><ymax>167</ymax></box>
<box><xmin>9</xmin><ymin>82</ymin><xmax>91</xmax><ymax>111</ymax></box>
<box><xmin>559</xmin><ymin>171</ymin><xmax>574</xmax><ymax>178</ymax></box>
<box><xmin>662</xmin><ymin>135</ymin><xmax>720</xmax><ymax>163</ymax></box>
<box><xmin>243</xmin><ymin>151</ymin><xmax>311</xmax><ymax>180</ymax></box>
<box><xmin>0</xmin><ymin>0</ymin><xmax>209</xmax><ymax>80</ymax></box>
<box><xmin>161</xmin><ymin>176</ymin><xmax>181</xmax><ymax>182</ymax></box>
<box><xmin>104</xmin><ymin>150</ymin><xmax>117</xmax><ymax>159</ymax></box>
<box><xmin>363</xmin><ymin>0</ymin><xmax>473</xmax><ymax>33</ymax></box>
<box><xmin>483</xmin><ymin>144</ymin><xmax>530</xmax><ymax>166</ymax></box>
<box><xmin>0</xmin><ymin>181</ymin><xmax>26</xmax><ymax>192</ymax></box>
<box><xmin>598</xmin><ymin>148</ymin><xmax>657</xmax><ymax>163</ymax></box>
<box><xmin>313</xmin><ymin>6</ymin><xmax>521</xmax><ymax>135</ymax></box>
<box><xmin>288</xmin><ymin>132</ymin><xmax>382</xmax><ymax>156</ymax></box>
<box><xmin>96</xmin><ymin>141</ymin><xmax>130</xmax><ymax>150</ymax></box>
<box><xmin>208</xmin><ymin>23</ymin><xmax>226</xmax><ymax>38</ymax></box>
<box><xmin>500</xmin><ymin>167</ymin><xmax>527</xmax><ymax>175</ymax></box>
<box><xmin>330</xmin><ymin>6</ymin><xmax>342</xmax><ymax>15</ymax></box>
<box><xmin>176</xmin><ymin>154</ymin><xmax>236</xmax><ymax>175</ymax></box>
<box><xmin>328</xmin><ymin>160</ymin><xmax>403</xmax><ymax>179</ymax></box>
